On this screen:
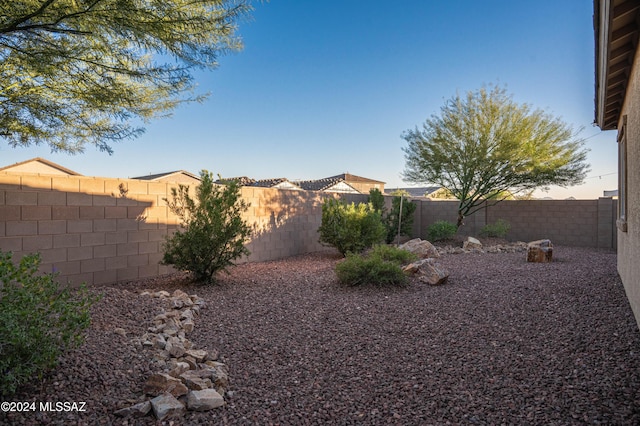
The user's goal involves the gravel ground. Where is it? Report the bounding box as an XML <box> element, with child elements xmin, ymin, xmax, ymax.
<box><xmin>2</xmin><ymin>245</ymin><xmax>640</xmax><ymax>425</ymax></box>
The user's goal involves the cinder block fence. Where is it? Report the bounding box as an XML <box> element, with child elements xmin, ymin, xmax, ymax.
<box><xmin>0</xmin><ymin>172</ymin><xmax>617</xmax><ymax>286</ymax></box>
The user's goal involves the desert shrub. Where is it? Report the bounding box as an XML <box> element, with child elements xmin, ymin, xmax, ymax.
<box><xmin>385</xmin><ymin>196</ymin><xmax>417</xmax><ymax>243</ymax></box>
<box><xmin>0</xmin><ymin>251</ymin><xmax>96</xmax><ymax>397</ymax></box>
<box><xmin>317</xmin><ymin>199</ymin><xmax>386</xmax><ymax>256</ymax></box>
<box><xmin>335</xmin><ymin>246</ymin><xmax>411</xmax><ymax>286</ymax></box>
<box><xmin>368</xmin><ymin>188</ymin><xmax>385</xmax><ymax>213</ymax></box>
<box><xmin>370</xmin><ymin>244</ymin><xmax>417</xmax><ymax>265</ymax></box>
<box><xmin>427</xmin><ymin>220</ymin><xmax>458</xmax><ymax>241</ymax></box>
<box><xmin>479</xmin><ymin>219</ymin><xmax>511</xmax><ymax>238</ymax></box>
<box><xmin>162</xmin><ymin>170</ymin><xmax>251</xmax><ymax>283</ymax></box>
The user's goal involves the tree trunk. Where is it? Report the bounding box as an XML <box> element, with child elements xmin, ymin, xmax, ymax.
<box><xmin>456</xmin><ymin>212</ymin><xmax>464</xmax><ymax>228</ymax></box>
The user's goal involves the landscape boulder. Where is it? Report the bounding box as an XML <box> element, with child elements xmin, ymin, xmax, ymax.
<box><xmin>527</xmin><ymin>239</ymin><xmax>553</xmax><ymax>263</ymax></box>
<box><xmin>187</xmin><ymin>389</ymin><xmax>225</xmax><ymax>411</ymax></box>
<box><xmin>462</xmin><ymin>236</ymin><xmax>483</xmax><ymax>251</ymax></box>
<box><xmin>150</xmin><ymin>394</ymin><xmax>185</xmax><ymax>421</ymax></box>
<box><xmin>143</xmin><ymin>373</ymin><xmax>188</xmax><ymax>397</ymax></box>
<box><xmin>402</xmin><ymin>258</ymin><xmax>449</xmax><ymax>285</ymax></box>
<box><xmin>398</xmin><ymin>238</ymin><xmax>440</xmax><ymax>259</ymax></box>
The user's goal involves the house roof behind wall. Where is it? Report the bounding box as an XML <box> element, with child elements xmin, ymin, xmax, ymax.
<box><xmin>325</xmin><ymin>173</ymin><xmax>385</xmax><ymax>184</ymax></box>
<box><xmin>132</xmin><ymin>170</ymin><xmax>200</xmax><ymax>181</ymax></box>
<box><xmin>0</xmin><ymin>157</ymin><xmax>82</xmax><ymax>175</ymax></box>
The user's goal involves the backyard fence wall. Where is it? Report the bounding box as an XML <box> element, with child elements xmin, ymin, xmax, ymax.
<box><xmin>411</xmin><ymin>198</ymin><xmax>617</xmax><ymax>249</ymax></box>
<box><xmin>0</xmin><ymin>172</ymin><xmax>366</xmax><ymax>286</ymax></box>
<box><xmin>0</xmin><ymin>172</ymin><xmax>617</xmax><ymax>287</ymax></box>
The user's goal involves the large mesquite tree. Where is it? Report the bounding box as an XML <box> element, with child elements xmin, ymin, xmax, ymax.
<box><xmin>402</xmin><ymin>85</ymin><xmax>589</xmax><ymax>228</ymax></box>
<box><xmin>0</xmin><ymin>0</ymin><xmax>251</xmax><ymax>153</ymax></box>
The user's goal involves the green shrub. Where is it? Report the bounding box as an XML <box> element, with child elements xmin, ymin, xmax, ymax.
<box><xmin>162</xmin><ymin>170</ymin><xmax>252</xmax><ymax>283</ymax></box>
<box><xmin>317</xmin><ymin>199</ymin><xmax>386</xmax><ymax>256</ymax></box>
<box><xmin>479</xmin><ymin>219</ymin><xmax>511</xmax><ymax>238</ymax></box>
<box><xmin>335</xmin><ymin>245</ymin><xmax>415</xmax><ymax>286</ymax></box>
<box><xmin>368</xmin><ymin>188</ymin><xmax>385</xmax><ymax>214</ymax></box>
<box><xmin>0</xmin><ymin>251</ymin><xmax>96</xmax><ymax>397</ymax></box>
<box><xmin>370</xmin><ymin>244</ymin><xmax>417</xmax><ymax>265</ymax></box>
<box><xmin>385</xmin><ymin>196</ymin><xmax>417</xmax><ymax>243</ymax></box>
<box><xmin>427</xmin><ymin>220</ymin><xmax>458</xmax><ymax>241</ymax></box>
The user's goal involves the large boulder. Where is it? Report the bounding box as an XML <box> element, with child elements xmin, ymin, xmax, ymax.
<box><xmin>527</xmin><ymin>239</ymin><xmax>553</xmax><ymax>263</ymax></box>
<box><xmin>462</xmin><ymin>236</ymin><xmax>483</xmax><ymax>251</ymax></box>
<box><xmin>402</xmin><ymin>258</ymin><xmax>449</xmax><ymax>285</ymax></box>
<box><xmin>398</xmin><ymin>238</ymin><xmax>440</xmax><ymax>259</ymax></box>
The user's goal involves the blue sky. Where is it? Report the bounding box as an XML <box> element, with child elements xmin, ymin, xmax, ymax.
<box><xmin>1</xmin><ymin>0</ymin><xmax>618</xmax><ymax>199</ymax></box>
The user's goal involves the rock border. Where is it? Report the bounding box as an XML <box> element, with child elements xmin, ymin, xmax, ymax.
<box><xmin>114</xmin><ymin>290</ymin><xmax>229</xmax><ymax>421</ymax></box>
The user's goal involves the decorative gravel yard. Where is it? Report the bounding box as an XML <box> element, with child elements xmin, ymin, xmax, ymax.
<box><xmin>2</xmin><ymin>245</ymin><xmax>639</xmax><ymax>425</ymax></box>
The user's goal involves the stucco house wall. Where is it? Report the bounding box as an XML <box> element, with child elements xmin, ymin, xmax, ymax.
<box><xmin>617</xmin><ymin>43</ymin><xmax>640</xmax><ymax>323</ymax></box>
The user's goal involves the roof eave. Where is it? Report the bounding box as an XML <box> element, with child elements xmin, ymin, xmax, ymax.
<box><xmin>595</xmin><ymin>0</ymin><xmax>615</xmax><ymax>129</ymax></box>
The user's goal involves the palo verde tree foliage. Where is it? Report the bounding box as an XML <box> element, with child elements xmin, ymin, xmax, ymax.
<box><xmin>402</xmin><ymin>85</ymin><xmax>589</xmax><ymax>227</ymax></box>
<box><xmin>0</xmin><ymin>0</ymin><xmax>251</xmax><ymax>153</ymax></box>
<box><xmin>162</xmin><ymin>170</ymin><xmax>251</xmax><ymax>284</ymax></box>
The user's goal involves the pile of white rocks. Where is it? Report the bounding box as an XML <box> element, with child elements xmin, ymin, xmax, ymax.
<box><xmin>114</xmin><ymin>289</ymin><xmax>229</xmax><ymax>421</ymax></box>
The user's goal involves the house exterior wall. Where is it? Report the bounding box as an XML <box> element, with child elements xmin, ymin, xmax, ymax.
<box><xmin>618</xmin><ymin>47</ymin><xmax>640</xmax><ymax>328</ymax></box>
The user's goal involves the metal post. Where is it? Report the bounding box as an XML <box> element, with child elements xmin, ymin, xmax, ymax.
<box><xmin>396</xmin><ymin>195</ymin><xmax>403</xmax><ymax>247</ymax></box>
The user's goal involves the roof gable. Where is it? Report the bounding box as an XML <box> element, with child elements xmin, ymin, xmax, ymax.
<box><xmin>132</xmin><ymin>170</ymin><xmax>200</xmax><ymax>183</ymax></box>
<box><xmin>0</xmin><ymin>157</ymin><xmax>81</xmax><ymax>176</ymax></box>
<box><xmin>325</xmin><ymin>173</ymin><xmax>385</xmax><ymax>184</ymax></box>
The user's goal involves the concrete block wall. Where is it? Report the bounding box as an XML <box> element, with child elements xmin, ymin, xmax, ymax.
<box><xmin>413</xmin><ymin>197</ymin><xmax>617</xmax><ymax>248</ymax></box>
<box><xmin>0</xmin><ymin>173</ymin><xmax>175</xmax><ymax>286</ymax></box>
<box><xmin>0</xmin><ymin>172</ymin><xmax>368</xmax><ymax>286</ymax></box>
<box><xmin>0</xmin><ymin>171</ymin><xmax>616</xmax><ymax>287</ymax></box>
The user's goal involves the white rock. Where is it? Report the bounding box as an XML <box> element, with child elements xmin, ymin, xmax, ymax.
<box><xmin>187</xmin><ymin>389</ymin><xmax>225</xmax><ymax>411</ymax></box>
<box><xmin>150</xmin><ymin>394</ymin><xmax>185</xmax><ymax>420</ymax></box>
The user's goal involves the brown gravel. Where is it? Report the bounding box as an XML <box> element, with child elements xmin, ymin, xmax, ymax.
<box><xmin>2</xmin><ymin>245</ymin><xmax>640</xmax><ymax>425</ymax></box>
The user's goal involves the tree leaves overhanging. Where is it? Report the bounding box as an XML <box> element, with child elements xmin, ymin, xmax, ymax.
<box><xmin>0</xmin><ymin>0</ymin><xmax>252</xmax><ymax>153</ymax></box>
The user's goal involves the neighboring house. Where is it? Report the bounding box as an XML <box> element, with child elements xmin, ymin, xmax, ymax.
<box><xmin>594</xmin><ymin>0</ymin><xmax>640</xmax><ymax>327</ymax></box>
<box><xmin>323</xmin><ymin>173</ymin><xmax>385</xmax><ymax>193</ymax></box>
<box><xmin>220</xmin><ymin>173</ymin><xmax>384</xmax><ymax>194</ymax></box>
<box><xmin>215</xmin><ymin>176</ymin><xmax>257</xmax><ymax>186</ymax></box>
<box><xmin>295</xmin><ymin>177</ymin><xmax>360</xmax><ymax>193</ymax></box>
<box><xmin>385</xmin><ymin>186</ymin><xmax>452</xmax><ymax>198</ymax></box>
<box><xmin>252</xmin><ymin>178</ymin><xmax>303</xmax><ymax>191</ymax></box>
<box><xmin>132</xmin><ymin>170</ymin><xmax>201</xmax><ymax>185</ymax></box>
<box><xmin>0</xmin><ymin>157</ymin><xmax>81</xmax><ymax>176</ymax></box>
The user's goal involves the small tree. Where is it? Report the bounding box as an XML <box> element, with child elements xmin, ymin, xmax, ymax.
<box><xmin>384</xmin><ymin>196</ymin><xmax>417</xmax><ymax>243</ymax></box>
<box><xmin>317</xmin><ymin>198</ymin><xmax>386</xmax><ymax>256</ymax></box>
<box><xmin>162</xmin><ymin>170</ymin><xmax>251</xmax><ymax>283</ymax></box>
<box><xmin>402</xmin><ymin>84</ymin><xmax>589</xmax><ymax>227</ymax></box>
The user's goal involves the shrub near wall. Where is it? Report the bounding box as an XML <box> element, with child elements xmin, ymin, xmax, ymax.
<box><xmin>0</xmin><ymin>252</ymin><xmax>96</xmax><ymax>396</ymax></box>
